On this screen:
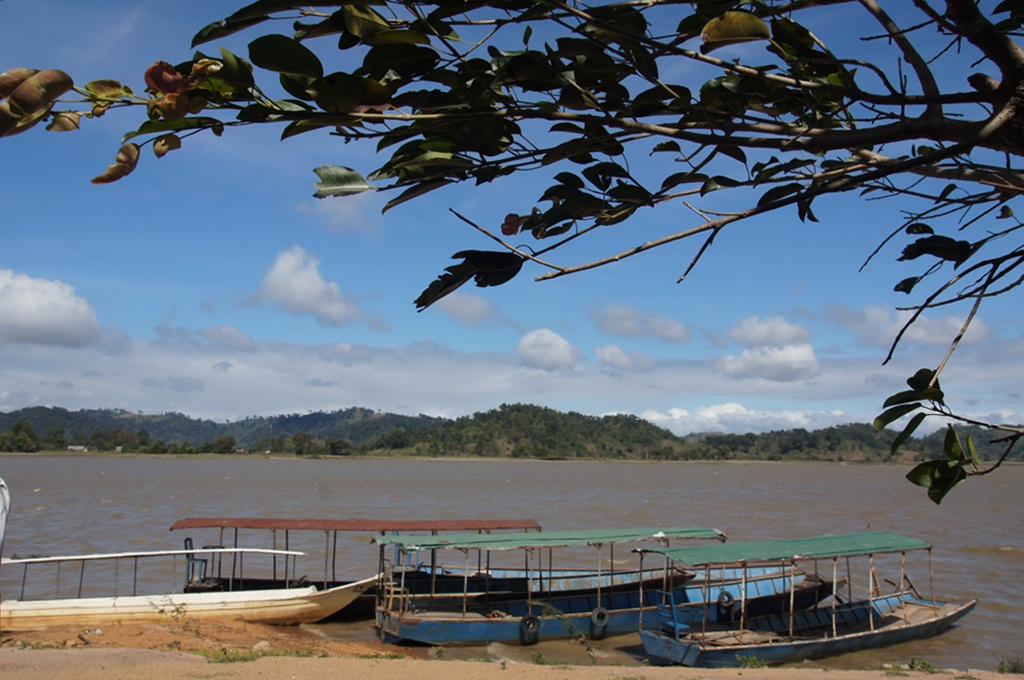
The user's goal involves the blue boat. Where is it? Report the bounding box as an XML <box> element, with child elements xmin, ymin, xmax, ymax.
<box><xmin>373</xmin><ymin>527</ymin><xmax>837</xmax><ymax>645</ymax></box>
<box><xmin>638</xmin><ymin>532</ymin><xmax>977</xmax><ymax>667</ymax></box>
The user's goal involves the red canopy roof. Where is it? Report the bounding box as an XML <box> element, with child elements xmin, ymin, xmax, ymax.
<box><xmin>170</xmin><ymin>517</ymin><xmax>541</xmax><ymax>533</ymax></box>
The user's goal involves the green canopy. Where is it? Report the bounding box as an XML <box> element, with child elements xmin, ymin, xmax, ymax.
<box><xmin>374</xmin><ymin>526</ymin><xmax>725</xmax><ymax>552</ymax></box>
<box><xmin>645</xmin><ymin>532</ymin><xmax>930</xmax><ymax>566</ymax></box>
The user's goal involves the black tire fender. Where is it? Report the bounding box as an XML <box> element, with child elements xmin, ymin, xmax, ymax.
<box><xmin>519</xmin><ymin>614</ymin><xmax>540</xmax><ymax>646</ymax></box>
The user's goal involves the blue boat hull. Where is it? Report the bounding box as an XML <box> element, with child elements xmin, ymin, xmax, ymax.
<box><xmin>639</xmin><ymin>596</ymin><xmax>978</xmax><ymax>667</ymax></box>
<box><xmin>378</xmin><ymin>572</ymin><xmax>834</xmax><ymax>645</ymax></box>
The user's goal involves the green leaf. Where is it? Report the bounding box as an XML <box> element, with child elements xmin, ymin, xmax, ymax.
<box><xmin>700</xmin><ymin>175</ymin><xmax>741</xmax><ymax>195</ymax></box>
<box><xmin>366</xmin><ymin>29</ymin><xmax>431</xmax><ymax>46</ymax></box>
<box><xmin>280</xmin><ymin>119</ymin><xmax>329</xmax><ymax>140</ymax></box>
<box><xmin>905</xmin><ymin>459</ymin><xmax>966</xmax><ymax>504</ymax></box>
<box><xmin>891</xmin><ymin>412</ymin><xmax>926</xmax><ymax>452</ymax></box>
<box><xmin>938</xmin><ymin>183</ymin><xmax>957</xmax><ymax>202</ymax></box>
<box><xmin>415</xmin><ymin>261</ymin><xmax>475</xmax><ymax>312</ymax></box>
<box><xmin>894</xmin><ymin>277</ymin><xmax>919</xmax><ymax>294</ymax></box>
<box><xmin>651</xmin><ymin>141</ymin><xmax>681</xmax><ymax>154</ymax></box>
<box><xmin>192</xmin><ymin>1</ymin><xmax>346</xmax><ymax>45</ymax></box>
<box><xmin>717</xmin><ymin>145</ymin><xmax>747</xmax><ymax>164</ymax></box>
<box><xmin>312</xmin><ymin>165</ymin><xmax>374</xmax><ymax>198</ymax></box>
<box><xmin>898</xmin><ymin>235</ymin><xmax>975</xmax><ymax>266</ymax></box>
<box><xmin>582</xmin><ymin>162</ymin><xmax>630</xmax><ymax>191</ymax></box>
<box><xmin>797</xmin><ymin>197</ymin><xmax>818</xmax><ymax>223</ymax></box>
<box><xmin>361</xmin><ymin>44</ymin><xmax>440</xmax><ymax>79</ymax></box>
<box><xmin>757</xmin><ymin>183</ymin><xmax>802</xmax><ymax>208</ymax></box>
<box><xmin>906</xmin><ymin>368</ymin><xmax>938</xmax><ymax>393</ymax></box>
<box><xmin>217</xmin><ymin>48</ymin><xmax>255</xmax><ymax>88</ymax></box>
<box><xmin>559</xmin><ymin>86</ymin><xmax>601</xmax><ymax>111</ymax></box>
<box><xmin>279</xmin><ymin>73</ymin><xmax>316</xmax><ymax>101</ymax></box>
<box><xmin>888</xmin><ymin>411</ymin><xmax>929</xmax><ymax>454</ymax></box>
<box><xmin>607</xmin><ymin>183</ymin><xmax>652</xmax><ymax>204</ymax></box>
<box><xmin>122</xmin><ymin>117</ymin><xmax>225</xmax><ymax>141</ymax></box>
<box><xmin>966</xmin><ymin>434</ymin><xmax>980</xmax><ymax>467</ymax></box>
<box><xmin>661</xmin><ymin>172</ymin><xmax>708</xmax><ymax>191</ymax></box>
<box><xmin>873</xmin><ymin>403</ymin><xmax>920</xmax><ymax>431</ymax></box>
<box><xmin>549</xmin><ymin>122</ymin><xmax>584</xmax><ymax>135</ymax></box>
<box><xmin>905</xmin><ymin>459</ymin><xmax>953</xmax><ymax>487</ymax></box>
<box><xmin>882</xmin><ymin>390</ymin><xmax>922</xmax><ymax>408</ymax></box>
<box><xmin>84</xmin><ymin>80</ymin><xmax>133</xmax><ymax>99</ymax></box>
<box><xmin>700</xmin><ymin>11</ymin><xmax>771</xmax><ymax>53</ymax></box>
<box><xmin>193</xmin><ymin>16</ymin><xmax>269</xmax><ymax>48</ymax></box>
<box><xmin>343</xmin><ymin>4</ymin><xmax>390</xmax><ymax>39</ymax></box>
<box><xmin>553</xmin><ymin>172</ymin><xmax>584</xmax><ymax>188</ymax></box>
<box><xmin>383</xmin><ymin>178</ymin><xmax>452</xmax><ymax>213</ymax></box>
<box><xmin>882</xmin><ymin>386</ymin><xmax>943</xmax><ymax>408</ymax></box>
<box><xmin>929</xmin><ymin>464</ymin><xmax>967</xmax><ymax>504</ymax></box>
<box><xmin>415</xmin><ymin>250</ymin><xmax>524</xmax><ymax>311</ymax></box>
<box><xmin>944</xmin><ymin>425</ymin><xmax>965</xmax><ymax>462</ymax></box>
<box><xmin>249</xmin><ymin>34</ymin><xmax>324</xmax><ymax>77</ymax></box>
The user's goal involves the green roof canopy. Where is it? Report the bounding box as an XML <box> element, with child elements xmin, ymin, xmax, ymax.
<box><xmin>374</xmin><ymin>526</ymin><xmax>725</xmax><ymax>552</ymax></box>
<box><xmin>644</xmin><ymin>532</ymin><xmax>930</xmax><ymax>566</ymax></box>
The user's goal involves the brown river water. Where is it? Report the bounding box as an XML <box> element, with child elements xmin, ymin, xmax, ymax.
<box><xmin>0</xmin><ymin>455</ymin><xmax>1020</xmax><ymax>672</ymax></box>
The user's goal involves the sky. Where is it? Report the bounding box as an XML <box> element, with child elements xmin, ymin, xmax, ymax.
<box><xmin>1</xmin><ymin>1</ymin><xmax>1020</xmax><ymax>436</ymax></box>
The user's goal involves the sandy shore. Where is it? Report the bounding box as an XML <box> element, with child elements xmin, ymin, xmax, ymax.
<box><xmin>0</xmin><ymin>620</ymin><xmax>1004</xmax><ymax>680</ymax></box>
<box><xmin>0</xmin><ymin>648</ymin><xmax>1006</xmax><ymax>680</ymax></box>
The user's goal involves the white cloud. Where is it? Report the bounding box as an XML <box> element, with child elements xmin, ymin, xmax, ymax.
<box><xmin>516</xmin><ymin>329</ymin><xmax>579</xmax><ymax>370</ymax></box>
<box><xmin>435</xmin><ymin>292</ymin><xmax>497</xmax><ymax>327</ymax></box>
<box><xmin>830</xmin><ymin>304</ymin><xmax>988</xmax><ymax>348</ymax></box>
<box><xmin>295</xmin><ymin>192</ymin><xmax>382</xmax><ymax>234</ymax></box>
<box><xmin>595</xmin><ymin>344</ymin><xmax>652</xmax><ymax>371</ymax></box>
<box><xmin>592</xmin><ymin>304</ymin><xmax>691</xmax><ymax>343</ymax></box>
<box><xmin>719</xmin><ymin>344</ymin><xmax>820</xmax><ymax>381</ymax></box>
<box><xmin>198</xmin><ymin>325</ymin><xmax>255</xmax><ymax>351</ymax></box>
<box><xmin>256</xmin><ymin>246</ymin><xmax>375</xmax><ymax>328</ymax></box>
<box><xmin>595</xmin><ymin>344</ymin><xmax>631</xmax><ymax>370</ymax></box>
<box><xmin>0</xmin><ymin>270</ymin><xmax>101</xmax><ymax>347</ymax></box>
<box><xmin>643</xmin><ymin>403</ymin><xmax>850</xmax><ymax>435</ymax></box>
<box><xmin>718</xmin><ymin>316</ymin><xmax>819</xmax><ymax>382</ymax></box>
<box><xmin>141</xmin><ymin>376</ymin><xmax>205</xmax><ymax>393</ymax></box>
<box><xmin>1</xmin><ymin>327</ymin><xmax>1018</xmax><ymax>436</ymax></box>
<box><xmin>728</xmin><ymin>316</ymin><xmax>810</xmax><ymax>347</ymax></box>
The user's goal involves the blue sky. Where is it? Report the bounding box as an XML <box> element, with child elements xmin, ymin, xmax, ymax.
<box><xmin>1</xmin><ymin>1</ymin><xmax>1020</xmax><ymax>435</ymax></box>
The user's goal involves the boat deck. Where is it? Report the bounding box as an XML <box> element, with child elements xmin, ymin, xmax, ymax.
<box><xmin>689</xmin><ymin>601</ymin><xmax>957</xmax><ymax>646</ymax></box>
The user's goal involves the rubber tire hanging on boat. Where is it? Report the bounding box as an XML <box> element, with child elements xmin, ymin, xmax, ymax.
<box><xmin>717</xmin><ymin>589</ymin><xmax>735</xmax><ymax>616</ymax></box>
<box><xmin>519</xmin><ymin>614</ymin><xmax>540</xmax><ymax>646</ymax></box>
<box><xmin>590</xmin><ymin>606</ymin><xmax>610</xmax><ymax>628</ymax></box>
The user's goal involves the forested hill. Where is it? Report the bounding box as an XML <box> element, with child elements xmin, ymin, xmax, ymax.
<box><xmin>0</xmin><ymin>406</ymin><xmax>440</xmax><ymax>453</ymax></box>
<box><xmin>0</xmin><ymin>403</ymin><xmax>1014</xmax><ymax>463</ymax></box>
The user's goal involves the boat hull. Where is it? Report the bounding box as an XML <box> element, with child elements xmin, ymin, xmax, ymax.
<box><xmin>1</xmin><ymin>574</ymin><xmax>377</xmax><ymax>630</ymax></box>
<box><xmin>378</xmin><ymin>573</ymin><xmax>833</xmax><ymax>646</ymax></box>
<box><xmin>639</xmin><ymin>597</ymin><xmax>978</xmax><ymax>667</ymax></box>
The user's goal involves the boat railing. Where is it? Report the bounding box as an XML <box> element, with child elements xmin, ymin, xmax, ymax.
<box><xmin>1</xmin><ymin>547</ymin><xmax>305</xmax><ymax>601</ymax></box>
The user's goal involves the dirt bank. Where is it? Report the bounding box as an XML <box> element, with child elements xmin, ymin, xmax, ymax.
<box><xmin>0</xmin><ymin>620</ymin><xmax>1003</xmax><ymax>680</ymax></box>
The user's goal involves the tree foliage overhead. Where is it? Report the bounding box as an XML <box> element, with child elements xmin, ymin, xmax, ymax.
<box><xmin>4</xmin><ymin>0</ymin><xmax>1024</xmax><ymax>500</ymax></box>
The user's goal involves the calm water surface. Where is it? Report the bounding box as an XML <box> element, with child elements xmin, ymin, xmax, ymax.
<box><xmin>0</xmin><ymin>456</ymin><xmax>1020</xmax><ymax>672</ymax></box>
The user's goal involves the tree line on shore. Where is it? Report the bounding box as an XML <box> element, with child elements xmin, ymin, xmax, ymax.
<box><xmin>0</xmin><ymin>404</ymin><xmax>1015</xmax><ymax>464</ymax></box>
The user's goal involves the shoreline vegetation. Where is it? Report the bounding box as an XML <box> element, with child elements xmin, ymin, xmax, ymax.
<box><xmin>1</xmin><ymin>404</ymin><xmax>1018</xmax><ymax>464</ymax></box>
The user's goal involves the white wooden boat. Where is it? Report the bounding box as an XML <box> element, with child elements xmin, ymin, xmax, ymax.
<box><xmin>168</xmin><ymin>516</ymin><xmax>544</xmax><ymax>617</ymax></box>
<box><xmin>0</xmin><ymin>547</ymin><xmax>377</xmax><ymax>630</ymax></box>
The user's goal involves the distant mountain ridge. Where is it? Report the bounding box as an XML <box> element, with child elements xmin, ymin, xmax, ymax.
<box><xmin>0</xmin><ymin>403</ymin><xmax>1015</xmax><ymax>462</ymax></box>
<box><xmin>0</xmin><ymin>405</ymin><xmax>441</xmax><ymax>449</ymax></box>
